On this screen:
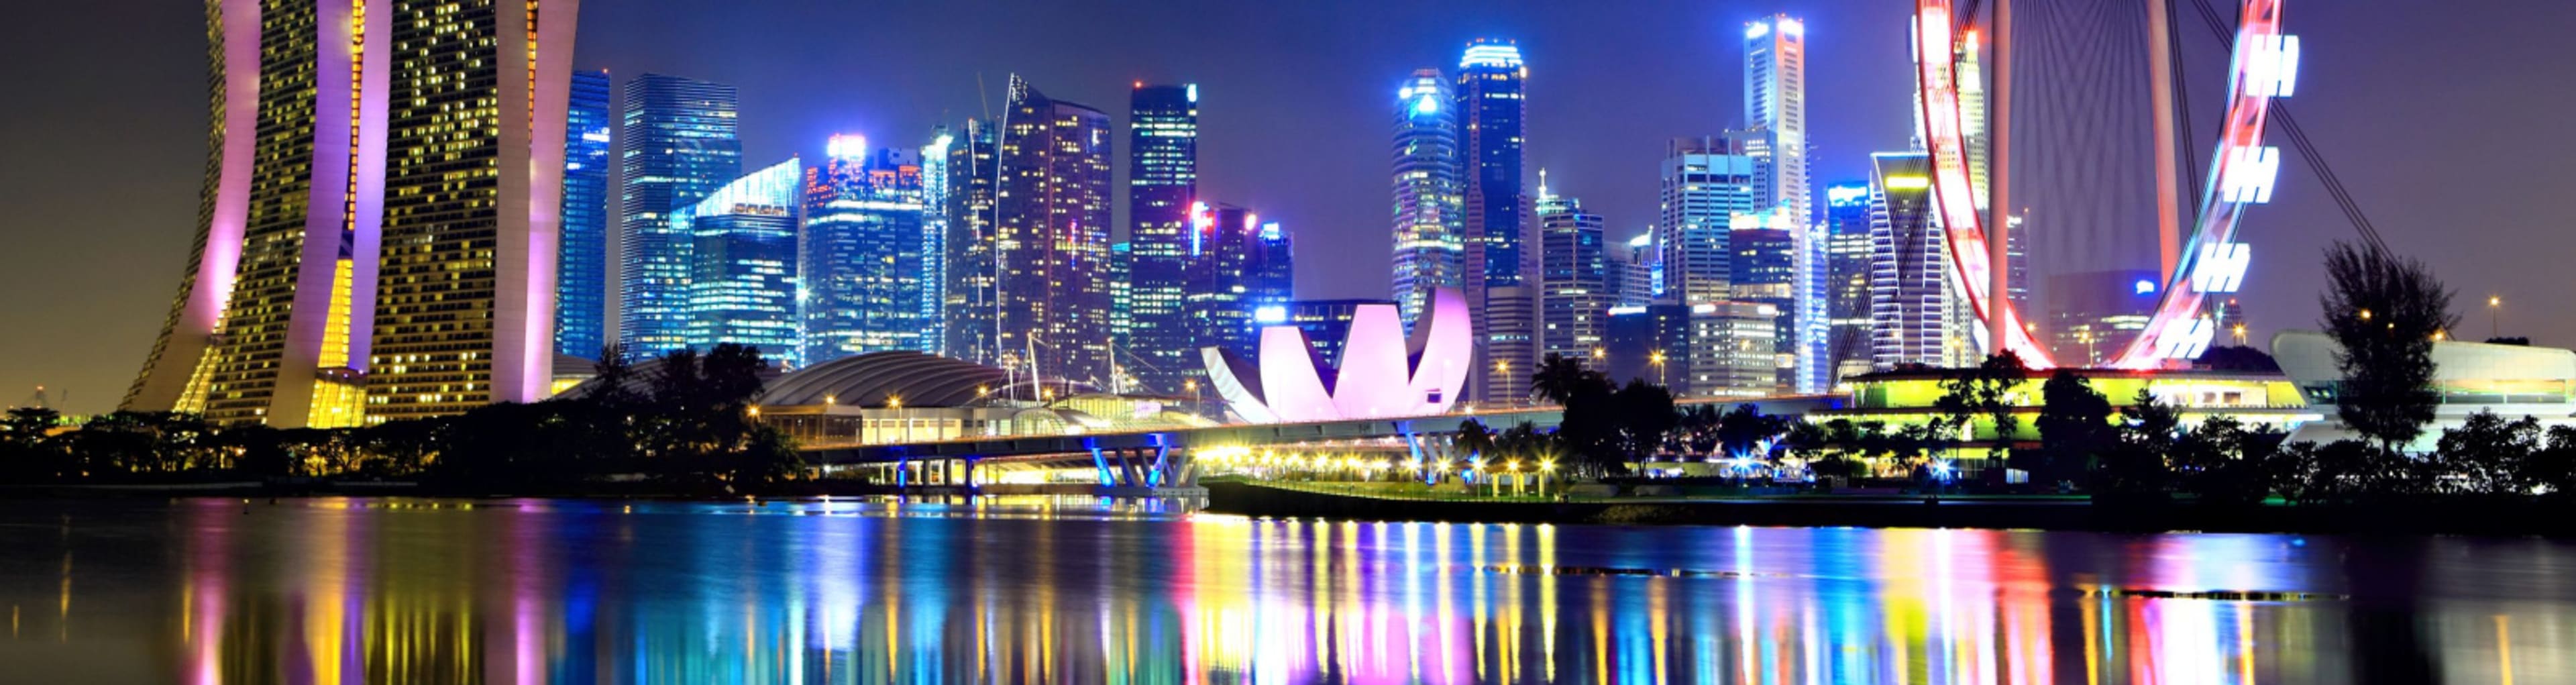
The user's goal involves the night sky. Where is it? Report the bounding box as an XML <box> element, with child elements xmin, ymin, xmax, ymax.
<box><xmin>3</xmin><ymin>1</ymin><xmax>2571</xmax><ymax>415</ymax></box>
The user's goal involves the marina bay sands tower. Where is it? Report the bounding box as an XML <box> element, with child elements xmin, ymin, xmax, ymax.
<box><xmin>123</xmin><ymin>0</ymin><xmax>580</xmax><ymax>427</ymax></box>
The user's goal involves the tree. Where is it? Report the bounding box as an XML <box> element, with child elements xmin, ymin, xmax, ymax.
<box><xmin>1554</xmin><ymin>380</ymin><xmax>1624</xmax><ymax>474</ymax></box>
<box><xmin>2433</xmin><ymin>410</ymin><xmax>2539</xmax><ymax>495</ymax></box>
<box><xmin>1528</xmin><ymin>353</ymin><xmax>1609</xmax><ymax>405</ymax></box>
<box><xmin>1610</xmin><ymin>379</ymin><xmax>1676</xmax><ymax>464</ymax></box>
<box><xmin>2196</xmin><ymin>346</ymin><xmax>2282</xmax><ymax>372</ymax></box>
<box><xmin>1714</xmin><ymin>404</ymin><xmax>1788</xmax><ymax>461</ymax></box>
<box><xmin>2030</xmin><ymin>370</ymin><xmax>2114</xmax><ymax>484</ymax></box>
<box><xmin>1452</xmin><ymin>419</ymin><xmax>1495</xmax><ymax>475</ymax></box>
<box><xmin>1937</xmin><ymin>352</ymin><xmax>2027</xmax><ymax>468</ymax></box>
<box><xmin>2093</xmin><ymin>390</ymin><xmax>2178</xmax><ymax>496</ymax></box>
<box><xmin>2169</xmin><ymin>416</ymin><xmax>2290</xmax><ymax>506</ymax></box>
<box><xmin>2319</xmin><ymin>242</ymin><xmax>2457</xmax><ymax>450</ymax></box>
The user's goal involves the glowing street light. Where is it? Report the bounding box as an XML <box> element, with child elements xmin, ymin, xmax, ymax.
<box><xmin>2491</xmin><ymin>295</ymin><xmax>2503</xmax><ymax>339</ymax></box>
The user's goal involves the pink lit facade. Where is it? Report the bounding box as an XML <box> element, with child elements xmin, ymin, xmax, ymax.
<box><xmin>1201</xmin><ymin>287</ymin><xmax>1472</xmax><ymax>423</ymax></box>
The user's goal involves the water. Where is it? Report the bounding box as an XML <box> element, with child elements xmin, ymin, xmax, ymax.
<box><xmin>0</xmin><ymin>497</ymin><xmax>2570</xmax><ymax>684</ymax></box>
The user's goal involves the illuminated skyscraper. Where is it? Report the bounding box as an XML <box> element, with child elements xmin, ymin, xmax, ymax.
<box><xmin>1535</xmin><ymin>176</ymin><xmax>1607</xmax><ymax>363</ymax></box>
<box><xmin>918</xmin><ymin>131</ymin><xmax>953</xmax><ymax>355</ymax></box>
<box><xmin>997</xmin><ymin>77</ymin><xmax>1114</xmax><ymax>384</ymax></box>
<box><xmin>1457</xmin><ymin>40</ymin><xmax>1529</xmax><ymax>295</ymax></box>
<box><xmin>802</xmin><ymin>138</ymin><xmax>928</xmax><ymax>364</ymax></box>
<box><xmin>365</xmin><ymin>0</ymin><xmax>578</xmax><ymax>421</ymax></box>
<box><xmin>557</xmin><ymin>68</ymin><xmax>612</xmax><ymax>362</ymax></box>
<box><xmin>1457</xmin><ymin>40</ymin><xmax>1529</xmax><ymax>403</ymax></box>
<box><xmin>1187</xmin><ymin>203</ymin><xmax>1255</xmax><ymax>359</ymax></box>
<box><xmin>1390</xmin><ymin>69</ymin><xmax>1464</xmax><ymax>327</ymax></box>
<box><xmin>619</xmin><ymin>74</ymin><xmax>742</xmax><ymax>358</ymax></box>
<box><xmin>1126</xmin><ymin>84</ymin><xmax>1199</xmax><ymax>392</ymax></box>
<box><xmin>1746</xmin><ymin>14</ymin><xmax>1811</xmax><ymax>224</ymax></box>
<box><xmin>1609</xmin><ymin>231</ymin><xmax>1659</xmax><ymax>309</ymax></box>
<box><xmin>684</xmin><ymin>159</ymin><xmax>804</xmax><ymax>364</ymax></box>
<box><xmin>1731</xmin><ymin>210</ymin><xmax>1797</xmax><ymax>388</ymax></box>
<box><xmin>1690</xmin><ymin>301</ymin><xmax>1780</xmax><ymax>399</ymax></box>
<box><xmin>1659</xmin><ymin>136</ymin><xmax>1760</xmax><ymax>306</ymax></box>
<box><xmin>1868</xmin><ymin>152</ymin><xmax>1959</xmax><ymax>369</ymax></box>
<box><xmin>1824</xmin><ymin>182</ymin><xmax>1875</xmax><ymax>383</ymax></box>
<box><xmin>941</xmin><ymin>119</ymin><xmax>1001</xmax><ymax>365</ymax></box>
<box><xmin>124</xmin><ymin>0</ymin><xmax>388</xmax><ymax>427</ymax></box>
<box><xmin>1247</xmin><ymin>220</ymin><xmax>1295</xmax><ymax>330</ymax></box>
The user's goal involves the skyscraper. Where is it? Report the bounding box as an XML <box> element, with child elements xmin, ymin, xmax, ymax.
<box><xmin>996</xmin><ymin>77</ymin><xmax>1114</xmax><ymax>384</ymax></box>
<box><xmin>1824</xmin><ymin>182</ymin><xmax>1875</xmax><ymax>384</ymax></box>
<box><xmin>366</xmin><ymin>0</ymin><xmax>578</xmax><ymax>421</ymax></box>
<box><xmin>1868</xmin><ymin>152</ymin><xmax>1957</xmax><ymax>370</ymax></box>
<box><xmin>1457</xmin><ymin>40</ymin><xmax>1530</xmax><ymax>403</ymax></box>
<box><xmin>1457</xmin><ymin>40</ymin><xmax>1529</xmax><ymax>296</ymax></box>
<box><xmin>918</xmin><ymin>129</ymin><xmax>954</xmax><ymax>356</ymax></box>
<box><xmin>1746</xmin><ymin>14</ymin><xmax>1811</xmax><ymax>224</ymax></box>
<box><xmin>1390</xmin><ymin>69</ymin><xmax>1464</xmax><ymax>327</ymax></box>
<box><xmin>1187</xmin><ymin>203</ymin><xmax>1256</xmax><ymax>359</ymax></box>
<box><xmin>1690</xmin><ymin>301</ymin><xmax>1780</xmax><ymax>399</ymax></box>
<box><xmin>684</xmin><ymin>159</ymin><xmax>804</xmax><ymax>364</ymax></box>
<box><xmin>1609</xmin><ymin>231</ymin><xmax>1660</xmax><ymax>309</ymax></box>
<box><xmin>941</xmin><ymin>119</ymin><xmax>1001</xmax><ymax>365</ymax></box>
<box><xmin>1659</xmin><ymin>136</ymin><xmax>1760</xmax><ymax>306</ymax></box>
<box><xmin>124</xmin><ymin>0</ymin><xmax>386</xmax><ymax>428</ymax></box>
<box><xmin>1247</xmin><ymin>220</ymin><xmax>1295</xmax><ymax>331</ymax></box>
<box><xmin>1126</xmin><ymin>84</ymin><xmax>1199</xmax><ymax>392</ymax></box>
<box><xmin>619</xmin><ymin>74</ymin><xmax>742</xmax><ymax>359</ymax></box>
<box><xmin>802</xmin><ymin>138</ymin><xmax>928</xmax><ymax>365</ymax></box>
<box><xmin>1535</xmin><ymin>176</ymin><xmax>1607</xmax><ymax>363</ymax></box>
<box><xmin>1731</xmin><ymin>210</ymin><xmax>1797</xmax><ymax>388</ymax></box>
<box><xmin>557</xmin><ymin>68</ymin><xmax>612</xmax><ymax>363</ymax></box>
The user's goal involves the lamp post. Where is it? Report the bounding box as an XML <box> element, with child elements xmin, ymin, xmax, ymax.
<box><xmin>1650</xmin><ymin>350</ymin><xmax>1666</xmax><ymax>387</ymax></box>
<box><xmin>1493</xmin><ymin>360</ymin><xmax>1513</xmax><ymax>408</ymax></box>
<box><xmin>2491</xmin><ymin>295</ymin><xmax>2502</xmax><ymax>339</ymax></box>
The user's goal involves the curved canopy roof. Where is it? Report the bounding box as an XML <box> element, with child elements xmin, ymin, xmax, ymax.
<box><xmin>758</xmin><ymin>352</ymin><xmax>1012</xmax><ymax>408</ymax></box>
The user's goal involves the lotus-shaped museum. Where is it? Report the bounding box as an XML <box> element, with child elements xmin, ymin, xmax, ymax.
<box><xmin>1199</xmin><ymin>287</ymin><xmax>1472</xmax><ymax>423</ymax></box>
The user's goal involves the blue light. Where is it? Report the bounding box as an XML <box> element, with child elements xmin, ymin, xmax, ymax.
<box><xmin>2135</xmin><ymin>279</ymin><xmax>2157</xmax><ymax>295</ymax></box>
<box><xmin>1413</xmin><ymin>95</ymin><xmax>1439</xmax><ymax>115</ymax></box>
<box><xmin>1186</xmin><ymin>83</ymin><xmax>1198</xmax><ymax>103</ymax></box>
<box><xmin>1253</xmin><ymin>306</ymin><xmax>1287</xmax><ymax>324</ymax></box>
<box><xmin>1259</xmin><ymin>221</ymin><xmax>1283</xmax><ymax>241</ymax></box>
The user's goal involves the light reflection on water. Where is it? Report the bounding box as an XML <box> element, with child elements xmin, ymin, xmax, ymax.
<box><xmin>1</xmin><ymin>496</ymin><xmax>2571</xmax><ymax>684</ymax></box>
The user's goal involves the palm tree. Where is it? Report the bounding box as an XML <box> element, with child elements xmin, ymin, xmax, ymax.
<box><xmin>1527</xmin><ymin>353</ymin><xmax>1601</xmax><ymax>405</ymax></box>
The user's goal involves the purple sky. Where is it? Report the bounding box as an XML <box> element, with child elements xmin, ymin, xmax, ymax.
<box><xmin>3</xmin><ymin>1</ymin><xmax>2573</xmax><ymax>415</ymax></box>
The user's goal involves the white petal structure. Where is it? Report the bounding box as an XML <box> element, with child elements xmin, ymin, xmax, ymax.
<box><xmin>1201</xmin><ymin>286</ymin><xmax>1472</xmax><ymax>423</ymax></box>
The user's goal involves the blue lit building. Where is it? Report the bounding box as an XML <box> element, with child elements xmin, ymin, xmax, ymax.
<box><xmin>801</xmin><ymin>137</ymin><xmax>928</xmax><ymax>365</ymax></box>
<box><xmin>940</xmin><ymin>120</ymin><xmax>1000</xmax><ymax>364</ymax></box>
<box><xmin>918</xmin><ymin>129</ymin><xmax>954</xmax><ymax>356</ymax></box>
<box><xmin>1187</xmin><ymin>203</ymin><xmax>1260</xmax><ymax>358</ymax></box>
<box><xmin>619</xmin><ymin>74</ymin><xmax>742</xmax><ymax>358</ymax></box>
<box><xmin>1824</xmin><ymin>182</ymin><xmax>1874</xmax><ymax>383</ymax></box>
<box><xmin>1456</xmin><ymin>40</ymin><xmax>1527</xmax><ymax>294</ymax></box>
<box><xmin>1248</xmin><ymin>219</ymin><xmax>1294</xmax><ymax>331</ymax></box>
<box><xmin>555</xmin><ymin>68</ymin><xmax>611</xmax><ymax>362</ymax></box>
<box><xmin>684</xmin><ymin>159</ymin><xmax>803</xmax><ymax>364</ymax></box>
<box><xmin>1127</xmin><ymin>84</ymin><xmax>1199</xmax><ymax>392</ymax></box>
<box><xmin>1536</xmin><ymin>177</ymin><xmax>1607</xmax><ymax>362</ymax></box>
<box><xmin>1390</xmin><ymin>69</ymin><xmax>1463</xmax><ymax>327</ymax></box>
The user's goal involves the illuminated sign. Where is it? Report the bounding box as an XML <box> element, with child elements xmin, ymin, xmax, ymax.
<box><xmin>2220</xmin><ymin>146</ymin><xmax>2280</xmax><ymax>204</ymax></box>
<box><xmin>1413</xmin><ymin>95</ymin><xmax>1440</xmax><ymax>115</ymax></box>
<box><xmin>1882</xmin><ymin>175</ymin><xmax>1930</xmax><ymax>190</ymax></box>
<box><xmin>1746</xmin><ymin>21</ymin><xmax>1770</xmax><ymax>40</ymax></box>
<box><xmin>1253</xmin><ymin>305</ymin><xmax>1287</xmax><ymax>324</ymax></box>
<box><xmin>1186</xmin><ymin>83</ymin><xmax>1198</xmax><ymax>103</ymax></box>
<box><xmin>1460</xmin><ymin>44</ymin><xmax>1523</xmax><ymax>69</ymax></box>
<box><xmin>826</xmin><ymin>134</ymin><xmax>867</xmax><ymax>160</ymax></box>
<box><xmin>2149</xmin><ymin>316</ymin><xmax>2217</xmax><ymax>360</ymax></box>
<box><xmin>2243</xmin><ymin>34</ymin><xmax>2301</xmax><ymax>97</ymax></box>
<box><xmin>1777</xmin><ymin>17</ymin><xmax>1804</xmax><ymax>37</ymax></box>
<box><xmin>1259</xmin><ymin>221</ymin><xmax>1284</xmax><ymax>242</ymax></box>
<box><xmin>2135</xmin><ymin>279</ymin><xmax>2157</xmax><ymax>295</ymax></box>
<box><xmin>2191</xmin><ymin>242</ymin><xmax>2251</xmax><ymax>293</ymax></box>
<box><xmin>1626</xmin><ymin>233</ymin><xmax>1652</xmax><ymax>248</ymax></box>
<box><xmin>1826</xmin><ymin>185</ymin><xmax>1870</xmax><ymax>206</ymax></box>
<box><xmin>1606</xmin><ymin>305</ymin><xmax>1646</xmax><ymax>316</ymax></box>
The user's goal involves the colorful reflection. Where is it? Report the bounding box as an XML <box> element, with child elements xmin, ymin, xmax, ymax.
<box><xmin>1</xmin><ymin>497</ymin><xmax>2573</xmax><ymax>683</ymax></box>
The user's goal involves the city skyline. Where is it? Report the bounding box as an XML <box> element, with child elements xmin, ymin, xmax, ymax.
<box><xmin>5</xmin><ymin>1</ymin><xmax>2571</xmax><ymax>413</ymax></box>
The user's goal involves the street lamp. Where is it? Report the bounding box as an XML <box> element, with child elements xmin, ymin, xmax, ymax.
<box><xmin>1493</xmin><ymin>360</ymin><xmax>1513</xmax><ymax>407</ymax></box>
<box><xmin>2490</xmin><ymin>295</ymin><xmax>2503</xmax><ymax>339</ymax></box>
<box><xmin>1650</xmin><ymin>350</ymin><xmax>1667</xmax><ymax>386</ymax></box>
